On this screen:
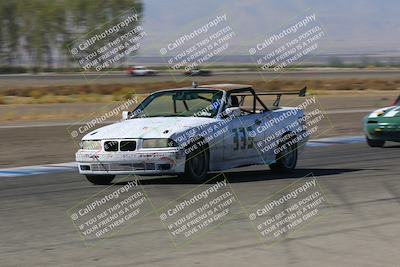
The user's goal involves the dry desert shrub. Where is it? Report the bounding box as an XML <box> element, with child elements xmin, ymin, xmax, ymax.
<box><xmin>1</xmin><ymin>79</ymin><xmax>399</xmax><ymax>104</ymax></box>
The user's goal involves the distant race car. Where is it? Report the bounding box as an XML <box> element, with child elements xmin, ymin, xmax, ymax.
<box><xmin>184</xmin><ymin>69</ymin><xmax>212</xmax><ymax>76</ymax></box>
<box><xmin>363</xmin><ymin>95</ymin><xmax>400</xmax><ymax>147</ymax></box>
<box><xmin>127</xmin><ymin>66</ymin><xmax>157</xmax><ymax>76</ymax></box>
<box><xmin>76</xmin><ymin>83</ymin><xmax>309</xmax><ymax>185</ymax></box>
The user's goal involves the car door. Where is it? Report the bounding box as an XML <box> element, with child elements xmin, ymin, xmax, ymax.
<box><xmin>252</xmin><ymin>111</ymin><xmax>282</xmax><ymax>164</ymax></box>
<box><xmin>223</xmin><ymin>113</ymin><xmax>266</xmax><ymax>165</ymax></box>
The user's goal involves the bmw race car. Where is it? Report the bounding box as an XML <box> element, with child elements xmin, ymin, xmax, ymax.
<box><xmin>363</xmin><ymin>95</ymin><xmax>400</xmax><ymax>147</ymax></box>
<box><xmin>76</xmin><ymin>83</ymin><xmax>309</xmax><ymax>185</ymax></box>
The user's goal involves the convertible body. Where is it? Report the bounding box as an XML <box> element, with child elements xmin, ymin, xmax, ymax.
<box><xmin>76</xmin><ymin>83</ymin><xmax>310</xmax><ymax>184</ymax></box>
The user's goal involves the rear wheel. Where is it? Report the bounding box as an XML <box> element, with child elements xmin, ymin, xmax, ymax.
<box><xmin>85</xmin><ymin>175</ymin><xmax>115</xmax><ymax>185</ymax></box>
<box><xmin>269</xmin><ymin>137</ymin><xmax>298</xmax><ymax>173</ymax></box>
<box><xmin>181</xmin><ymin>143</ymin><xmax>209</xmax><ymax>183</ymax></box>
<box><xmin>366</xmin><ymin>136</ymin><xmax>385</xmax><ymax>147</ymax></box>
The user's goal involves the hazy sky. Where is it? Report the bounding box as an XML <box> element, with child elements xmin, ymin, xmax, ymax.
<box><xmin>138</xmin><ymin>0</ymin><xmax>400</xmax><ymax>56</ymax></box>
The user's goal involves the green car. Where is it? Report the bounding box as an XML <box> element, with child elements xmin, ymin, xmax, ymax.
<box><xmin>363</xmin><ymin>96</ymin><xmax>400</xmax><ymax>147</ymax></box>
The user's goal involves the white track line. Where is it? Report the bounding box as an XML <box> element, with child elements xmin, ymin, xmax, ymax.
<box><xmin>0</xmin><ymin>162</ymin><xmax>77</xmax><ymax>177</ymax></box>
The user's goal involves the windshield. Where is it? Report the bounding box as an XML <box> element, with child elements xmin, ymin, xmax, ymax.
<box><xmin>132</xmin><ymin>89</ymin><xmax>224</xmax><ymax>118</ymax></box>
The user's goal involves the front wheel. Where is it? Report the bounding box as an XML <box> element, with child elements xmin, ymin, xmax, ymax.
<box><xmin>366</xmin><ymin>136</ymin><xmax>385</xmax><ymax>147</ymax></box>
<box><xmin>269</xmin><ymin>138</ymin><xmax>298</xmax><ymax>173</ymax></box>
<box><xmin>181</xmin><ymin>144</ymin><xmax>209</xmax><ymax>183</ymax></box>
<box><xmin>85</xmin><ymin>175</ymin><xmax>115</xmax><ymax>185</ymax></box>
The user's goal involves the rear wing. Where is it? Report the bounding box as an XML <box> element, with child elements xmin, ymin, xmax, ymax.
<box><xmin>265</xmin><ymin>86</ymin><xmax>307</xmax><ymax>107</ymax></box>
<box><xmin>253</xmin><ymin>87</ymin><xmax>307</xmax><ymax>97</ymax></box>
<box><xmin>230</xmin><ymin>86</ymin><xmax>307</xmax><ymax>111</ymax></box>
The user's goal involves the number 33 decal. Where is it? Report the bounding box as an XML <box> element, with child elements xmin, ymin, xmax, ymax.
<box><xmin>232</xmin><ymin>127</ymin><xmax>254</xmax><ymax>150</ymax></box>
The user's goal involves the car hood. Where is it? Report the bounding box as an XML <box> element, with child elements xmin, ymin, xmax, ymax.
<box><xmin>82</xmin><ymin>117</ymin><xmax>217</xmax><ymax>140</ymax></box>
<box><xmin>368</xmin><ymin>105</ymin><xmax>400</xmax><ymax>119</ymax></box>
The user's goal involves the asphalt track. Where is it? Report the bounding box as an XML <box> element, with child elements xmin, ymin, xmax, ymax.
<box><xmin>1</xmin><ymin>69</ymin><xmax>400</xmax><ymax>88</ymax></box>
<box><xmin>1</xmin><ymin>141</ymin><xmax>399</xmax><ymax>266</ymax></box>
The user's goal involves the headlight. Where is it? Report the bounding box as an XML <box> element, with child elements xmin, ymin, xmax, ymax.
<box><xmin>142</xmin><ymin>138</ymin><xmax>177</xmax><ymax>148</ymax></box>
<box><xmin>80</xmin><ymin>140</ymin><xmax>102</xmax><ymax>150</ymax></box>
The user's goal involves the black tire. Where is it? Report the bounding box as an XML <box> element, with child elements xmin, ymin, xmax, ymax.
<box><xmin>366</xmin><ymin>136</ymin><xmax>385</xmax><ymax>147</ymax></box>
<box><xmin>85</xmin><ymin>175</ymin><xmax>115</xmax><ymax>185</ymax></box>
<box><xmin>269</xmin><ymin>136</ymin><xmax>298</xmax><ymax>173</ymax></box>
<box><xmin>181</xmin><ymin>143</ymin><xmax>209</xmax><ymax>183</ymax></box>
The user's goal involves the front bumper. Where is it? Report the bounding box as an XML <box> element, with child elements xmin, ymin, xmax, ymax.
<box><xmin>365</xmin><ymin>123</ymin><xmax>400</xmax><ymax>142</ymax></box>
<box><xmin>75</xmin><ymin>148</ymin><xmax>186</xmax><ymax>175</ymax></box>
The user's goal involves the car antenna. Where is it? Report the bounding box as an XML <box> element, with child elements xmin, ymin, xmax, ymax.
<box><xmin>192</xmin><ymin>81</ymin><xmax>198</xmax><ymax>88</ymax></box>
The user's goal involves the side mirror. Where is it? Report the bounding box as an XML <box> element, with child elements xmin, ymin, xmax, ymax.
<box><xmin>121</xmin><ymin>111</ymin><xmax>131</xmax><ymax>120</ymax></box>
<box><xmin>224</xmin><ymin>107</ymin><xmax>241</xmax><ymax>118</ymax></box>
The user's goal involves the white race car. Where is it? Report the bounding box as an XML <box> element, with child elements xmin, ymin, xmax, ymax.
<box><xmin>127</xmin><ymin>65</ymin><xmax>157</xmax><ymax>76</ymax></box>
<box><xmin>76</xmin><ymin>83</ymin><xmax>309</xmax><ymax>185</ymax></box>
